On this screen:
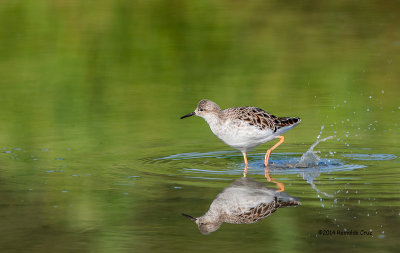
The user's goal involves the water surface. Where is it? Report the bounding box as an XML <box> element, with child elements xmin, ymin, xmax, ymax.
<box><xmin>0</xmin><ymin>1</ymin><xmax>400</xmax><ymax>252</ymax></box>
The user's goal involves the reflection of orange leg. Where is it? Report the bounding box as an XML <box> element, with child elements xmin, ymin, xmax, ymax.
<box><xmin>264</xmin><ymin>166</ymin><xmax>285</xmax><ymax>192</ymax></box>
<box><xmin>264</xmin><ymin>136</ymin><xmax>285</xmax><ymax>166</ymax></box>
<box><xmin>242</xmin><ymin>152</ymin><xmax>248</xmax><ymax>177</ymax></box>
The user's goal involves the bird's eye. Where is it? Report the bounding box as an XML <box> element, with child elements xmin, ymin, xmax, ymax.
<box><xmin>200</xmin><ymin>109</ymin><xmax>204</xmax><ymax>111</ymax></box>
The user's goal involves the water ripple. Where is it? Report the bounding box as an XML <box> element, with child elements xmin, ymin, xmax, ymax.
<box><xmin>151</xmin><ymin>151</ymin><xmax>369</xmax><ymax>179</ymax></box>
<box><xmin>341</xmin><ymin>154</ymin><xmax>397</xmax><ymax>161</ymax></box>
<box><xmin>156</xmin><ymin>151</ymin><xmax>238</xmax><ymax>160</ymax></box>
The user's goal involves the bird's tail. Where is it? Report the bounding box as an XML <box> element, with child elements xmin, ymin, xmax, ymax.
<box><xmin>275</xmin><ymin>117</ymin><xmax>301</xmax><ymax>128</ymax></box>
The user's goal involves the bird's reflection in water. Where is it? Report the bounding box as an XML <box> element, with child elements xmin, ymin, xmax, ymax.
<box><xmin>264</xmin><ymin>166</ymin><xmax>285</xmax><ymax>192</ymax></box>
<box><xmin>183</xmin><ymin>177</ymin><xmax>300</xmax><ymax>234</ymax></box>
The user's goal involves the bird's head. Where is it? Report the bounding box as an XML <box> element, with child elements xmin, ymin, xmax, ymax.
<box><xmin>182</xmin><ymin>213</ymin><xmax>222</xmax><ymax>235</ymax></box>
<box><xmin>180</xmin><ymin>99</ymin><xmax>221</xmax><ymax>120</ymax></box>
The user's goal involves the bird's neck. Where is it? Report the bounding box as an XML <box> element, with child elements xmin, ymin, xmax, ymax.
<box><xmin>202</xmin><ymin>111</ymin><xmax>224</xmax><ymax>128</ymax></box>
<box><xmin>201</xmin><ymin>209</ymin><xmax>222</xmax><ymax>223</ymax></box>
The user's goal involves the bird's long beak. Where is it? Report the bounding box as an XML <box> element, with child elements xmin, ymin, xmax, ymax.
<box><xmin>182</xmin><ymin>213</ymin><xmax>197</xmax><ymax>221</ymax></box>
<box><xmin>180</xmin><ymin>112</ymin><xmax>195</xmax><ymax>119</ymax></box>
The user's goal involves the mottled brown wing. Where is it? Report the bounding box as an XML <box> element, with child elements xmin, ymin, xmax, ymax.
<box><xmin>226</xmin><ymin>107</ymin><xmax>278</xmax><ymax>131</ymax></box>
<box><xmin>238</xmin><ymin>197</ymin><xmax>300</xmax><ymax>224</ymax></box>
<box><xmin>237</xmin><ymin>202</ymin><xmax>277</xmax><ymax>223</ymax></box>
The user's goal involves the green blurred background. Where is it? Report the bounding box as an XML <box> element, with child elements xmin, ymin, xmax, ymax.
<box><xmin>0</xmin><ymin>1</ymin><xmax>399</xmax><ymax>252</ymax></box>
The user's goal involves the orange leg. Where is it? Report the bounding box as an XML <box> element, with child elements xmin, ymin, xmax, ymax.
<box><xmin>264</xmin><ymin>136</ymin><xmax>285</xmax><ymax>166</ymax></box>
<box><xmin>242</xmin><ymin>152</ymin><xmax>248</xmax><ymax>177</ymax></box>
<box><xmin>265</xmin><ymin>166</ymin><xmax>285</xmax><ymax>192</ymax></box>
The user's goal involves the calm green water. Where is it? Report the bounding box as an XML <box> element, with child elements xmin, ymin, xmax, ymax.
<box><xmin>1</xmin><ymin>1</ymin><xmax>400</xmax><ymax>252</ymax></box>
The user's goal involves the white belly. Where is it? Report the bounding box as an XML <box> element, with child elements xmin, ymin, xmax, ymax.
<box><xmin>209</xmin><ymin>120</ymin><xmax>277</xmax><ymax>152</ymax></box>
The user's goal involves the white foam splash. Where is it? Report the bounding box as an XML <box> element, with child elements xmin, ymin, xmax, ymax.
<box><xmin>296</xmin><ymin>136</ymin><xmax>333</xmax><ymax>168</ymax></box>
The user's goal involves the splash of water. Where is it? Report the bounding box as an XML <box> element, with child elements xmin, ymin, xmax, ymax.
<box><xmin>296</xmin><ymin>134</ymin><xmax>334</xmax><ymax>198</ymax></box>
<box><xmin>296</xmin><ymin>136</ymin><xmax>333</xmax><ymax>168</ymax></box>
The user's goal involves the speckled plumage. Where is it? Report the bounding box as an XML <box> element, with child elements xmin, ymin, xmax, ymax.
<box><xmin>181</xmin><ymin>99</ymin><xmax>301</xmax><ymax>169</ymax></box>
<box><xmin>223</xmin><ymin>106</ymin><xmax>300</xmax><ymax>132</ymax></box>
<box><xmin>182</xmin><ymin>177</ymin><xmax>300</xmax><ymax>234</ymax></box>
